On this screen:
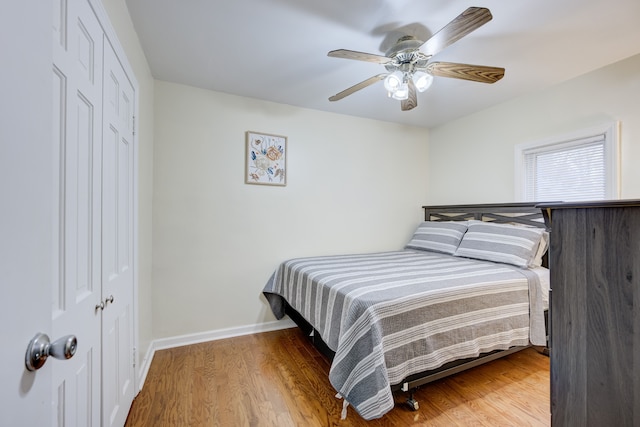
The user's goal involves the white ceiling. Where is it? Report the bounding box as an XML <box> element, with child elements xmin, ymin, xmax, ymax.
<box><xmin>125</xmin><ymin>0</ymin><xmax>640</xmax><ymax>128</ymax></box>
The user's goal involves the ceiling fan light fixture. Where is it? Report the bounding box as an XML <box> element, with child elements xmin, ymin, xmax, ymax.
<box><xmin>383</xmin><ymin>71</ymin><xmax>403</xmax><ymax>93</ymax></box>
<box><xmin>391</xmin><ymin>82</ymin><xmax>409</xmax><ymax>100</ymax></box>
<box><xmin>414</xmin><ymin>72</ymin><xmax>434</xmax><ymax>92</ymax></box>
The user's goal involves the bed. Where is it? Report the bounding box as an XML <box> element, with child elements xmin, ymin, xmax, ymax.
<box><xmin>262</xmin><ymin>203</ymin><xmax>550</xmax><ymax>420</ymax></box>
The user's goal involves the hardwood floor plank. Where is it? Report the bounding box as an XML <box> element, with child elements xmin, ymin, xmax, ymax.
<box><xmin>125</xmin><ymin>328</ymin><xmax>550</xmax><ymax>426</ymax></box>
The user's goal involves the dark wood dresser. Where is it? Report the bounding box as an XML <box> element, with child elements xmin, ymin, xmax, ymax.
<box><xmin>538</xmin><ymin>200</ymin><xmax>640</xmax><ymax>427</ymax></box>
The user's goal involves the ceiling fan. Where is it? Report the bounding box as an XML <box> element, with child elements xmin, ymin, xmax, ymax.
<box><xmin>327</xmin><ymin>7</ymin><xmax>505</xmax><ymax>111</ymax></box>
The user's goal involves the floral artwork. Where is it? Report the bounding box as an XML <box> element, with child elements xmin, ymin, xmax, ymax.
<box><xmin>245</xmin><ymin>131</ymin><xmax>287</xmax><ymax>186</ymax></box>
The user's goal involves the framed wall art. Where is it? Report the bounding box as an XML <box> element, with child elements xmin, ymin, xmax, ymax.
<box><xmin>245</xmin><ymin>131</ymin><xmax>287</xmax><ymax>186</ymax></box>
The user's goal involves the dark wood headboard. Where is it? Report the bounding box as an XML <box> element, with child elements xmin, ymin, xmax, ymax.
<box><xmin>422</xmin><ymin>202</ymin><xmax>548</xmax><ymax>230</ymax></box>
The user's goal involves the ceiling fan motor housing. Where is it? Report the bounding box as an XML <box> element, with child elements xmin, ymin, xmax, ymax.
<box><xmin>385</xmin><ymin>35</ymin><xmax>424</xmax><ymax>57</ymax></box>
<box><xmin>385</xmin><ymin>52</ymin><xmax>430</xmax><ymax>74</ymax></box>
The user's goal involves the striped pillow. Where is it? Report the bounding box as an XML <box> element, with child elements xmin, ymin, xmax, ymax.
<box><xmin>454</xmin><ymin>221</ymin><xmax>544</xmax><ymax>268</ymax></box>
<box><xmin>405</xmin><ymin>221</ymin><xmax>468</xmax><ymax>255</ymax></box>
<box><xmin>531</xmin><ymin>230</ymin><xmax>549</xmax><ymax>267</ymax></box>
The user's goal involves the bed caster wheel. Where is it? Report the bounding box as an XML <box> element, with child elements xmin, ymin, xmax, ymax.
<box><xmin>406</xmin><ymin>397</ymin><xmax>419</xmax><ymax>411</ymax></box>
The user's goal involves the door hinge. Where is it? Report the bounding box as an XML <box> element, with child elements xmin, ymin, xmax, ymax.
<box><xmin>132</xmin><ymin>347</ymin><xmax>137</xmax><ymax>368</ymax></box>
<box><xmin>132</xmin><ymin>115</ymin><xmax>136</xmax><ymax>137</ymax></box>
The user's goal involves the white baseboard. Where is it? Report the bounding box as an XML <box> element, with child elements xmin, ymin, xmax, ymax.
<box><xmin>135</xmin><ymin>319</ymin><xmax>296</xmax><ymax>391</ymax></box>
<box><xmin>136</xmin><ymin>342</ymin><xmax>155</xmax><ymax>391</ymax></box>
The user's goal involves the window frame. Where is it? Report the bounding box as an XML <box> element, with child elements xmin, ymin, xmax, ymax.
<box><xmin>514</xmin><ymin>122</ymin><xmax>620</xmax><ymax>202</ymax></box>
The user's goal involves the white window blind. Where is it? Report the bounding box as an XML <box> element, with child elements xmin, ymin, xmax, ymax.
<box><xmin>515</xmin><ymin>123</ymin><xmax>619</xmax><ymax>202</ymax></box>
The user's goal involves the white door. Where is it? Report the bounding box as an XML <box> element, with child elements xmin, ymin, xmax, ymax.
<box><xmin>0</xmin><ymin>3</ymin><xmax>54</xmax><ymax>426</ymax></box>
<box><xmin>51</xmin><ymin>0</ymin><xmax>104</xmax><ymax>424</ymax></box>
<box><xmin>100</xmin><ymin>38</ymin><xmax>136</xmax><ymax>427</ymax></box>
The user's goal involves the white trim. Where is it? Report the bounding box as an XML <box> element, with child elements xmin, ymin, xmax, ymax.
<box><xmin>514</xmin><ymin>122</ymin><xmax>620</xmax><ymax>201</ymax></box>
<box><xmin>135</xmin><ymin>319</ymin><xmax>296</xmax><ymax>390</ymax></box>
<box><xmin>153</xmin><ymin>319</ymin><xmax>297</xmax><ymax>351</ymax></box>
<box><xmin>136</xmin><ymin>340</ymin><xmax>155</xmax><ymax>391</ymax></box>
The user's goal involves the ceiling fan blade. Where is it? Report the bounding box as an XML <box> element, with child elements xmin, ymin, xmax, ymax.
<box><xmin>426</xmin><ymin>62</ymin><xmax>505</xmax><ymax>84</ymax></box>
<box><xmin>401</xmin><ymin>79</ymin><xmax>417</xmax><ymax>111</ymax></box>
<box><xmin>328</xmin><ymin>49</ymin><xmax>391</xmax><ymax>65</ymax></box>
<box><xmin>420</xmin><ymin>7</ymin><xmax>493</xmax><ymax>57</ymax></box>
<box><xmin>329</xmin><ymin>74</ymin><xmax>387</xmax><ymax>101</ymax></box>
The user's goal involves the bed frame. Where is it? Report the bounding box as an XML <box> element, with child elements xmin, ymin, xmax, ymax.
<box><xmin>284</xmin><ymin>202</ymin><xmax>550</xmax><ymax>412</ymax></box>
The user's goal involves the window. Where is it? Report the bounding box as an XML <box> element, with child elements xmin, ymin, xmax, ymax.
<box><xmin>515</xmin><ymin>123</ymin><xmax>620</xmax><ymax>202</ymax></box>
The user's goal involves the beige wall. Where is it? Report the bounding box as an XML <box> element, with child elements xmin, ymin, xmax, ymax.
<box><xmin>101</xmin><ymin>0</ymin><xmax>155</xmax><ymax>370</ymax></box>
<box><xmin>427</xmin><ymin>53</ymin><xmax>640</xmax><ymax>204</ymax></box>
<box><xmin>152</xmin><ymin>81</ymin><xmax>430</xmax><ymax>338</ymax></box>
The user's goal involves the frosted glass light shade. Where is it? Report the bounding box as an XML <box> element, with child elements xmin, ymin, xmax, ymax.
<box><xmin>391</xmin><ymin>82</ymin><xmax>409</xmax><ymax>100</ymax></box>
<box><xmin>414</xmin><ymin>72</ymin><xmax>433</xmax><ymax>92</ymax></box>
<box><xmin>384</xmin><ymin>71</ymin><xmax>403</xmax><ymax>93</ymax></box>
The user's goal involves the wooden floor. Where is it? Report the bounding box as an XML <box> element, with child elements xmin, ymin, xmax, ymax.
<box><xmin>125</xmin><ymin>328</ymin><xmax>550</xmax><ymax>426</ymax></box>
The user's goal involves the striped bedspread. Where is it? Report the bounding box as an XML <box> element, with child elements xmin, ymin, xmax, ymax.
<box><xmin>262</xmin><ymin>249</ymin><xmax>546</xmax><ymax>420</ymax></box>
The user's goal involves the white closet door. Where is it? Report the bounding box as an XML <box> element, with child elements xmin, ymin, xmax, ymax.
<box><xmin>51</xmin><ymin>0</ymin><xmax>103</xmax><ymax>424</ymax></box>
<box><xmin>101</xmin><ymin>37</ymin><xmax>136</xmax><ymax>427</ymax></box>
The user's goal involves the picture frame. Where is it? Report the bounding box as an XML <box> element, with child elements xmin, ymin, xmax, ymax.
<box><xmin>245</xmin><ymin>131</ymin><xmax>287</xmax><ymax>186</ymax></box>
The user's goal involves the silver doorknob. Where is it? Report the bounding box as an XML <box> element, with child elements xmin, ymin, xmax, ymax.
<box><xmin>25</xmin><ymin>333</ymin><xmax>77</xmax><ymax>371</ymax></box>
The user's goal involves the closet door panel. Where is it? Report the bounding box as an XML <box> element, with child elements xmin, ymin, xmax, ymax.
<box><xmin>101</xmin><ymin>37</ymin><xmax>136</xmax><ymax>427</ymax></box>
